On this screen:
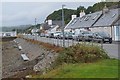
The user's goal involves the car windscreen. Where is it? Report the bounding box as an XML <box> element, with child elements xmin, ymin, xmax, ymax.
<box><xmin>97</xmin><ymin>32</ymin><xmax>110</xmax><ymax>37</ymax></box>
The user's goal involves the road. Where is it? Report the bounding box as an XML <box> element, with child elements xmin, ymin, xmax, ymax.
<box><xmin>103</xmin><ymin>43</ymin><xmax>119</xmax><ymax>59</ymax></box>
<box><xmin>23</xmin><ymin>35</ymin><xmax>119</xmax><ymax>59</ymax></box>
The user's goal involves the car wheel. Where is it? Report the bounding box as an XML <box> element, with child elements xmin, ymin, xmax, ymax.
<box><xmin>98</xmin><ymin>41</ymin><xmax>101</xmax><ymax>43</ymax></box>
<box><xmin>102</xmin><ymin>39</ymin><xmax>105</xmax><ymax>43</ymax></box>
<box><xmin>109</xmin><ymin>39</ymin><xmax>112</xmax><ymax>44</ymax></box>
<box><xmin>109</xmin><ymin>40</ymin><xmax>112</xmax><ymax>44</ymax></box>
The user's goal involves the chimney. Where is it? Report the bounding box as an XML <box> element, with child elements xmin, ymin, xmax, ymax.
<box><xmin>48</xmin><ymin>20</ymin><xmax>52</xmax><ymax>25</ymax></box>
<box><xmin>71</xmin><ymin>15</ymin><xmax>77</xmax><ymax>20</ymax></box>
<box><xmin>103</xmin><ymin>4</ymin><xmax>109</xmax><ymax>14</ymax></box>
<box><xmin>80</xmin><ymin>10</ymin><xmax>86</xmax><ymax>18</ymax></box>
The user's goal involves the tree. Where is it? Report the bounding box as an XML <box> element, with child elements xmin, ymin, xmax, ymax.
<box><xmin>46</xmin><ymin>9</ymin><xmax>76</xmax><ymax>24</ymax></box>
<box><xmin>86</xmin><ymin>6</ymin><xmax>94</xmax><ymax>14</ymax></box>
<box><xmin>12</xmin><ymin>29</ymin><xmax>16</xmax><ymax>31</ymax></box>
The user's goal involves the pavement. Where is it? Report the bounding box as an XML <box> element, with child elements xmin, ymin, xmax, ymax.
<box><xmin>23</xmin><ymin>35</ymin><xmax>119</xmax><ymax>59</ymax></box>
<box><xmin>103</xmin><ymin>43</ymin><xmax>119</xmax><ymax>59</ymax></box>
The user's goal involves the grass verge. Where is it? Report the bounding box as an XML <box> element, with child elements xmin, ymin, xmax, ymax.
<box><xmin>33</xmin><ymin>59</ymin><xmax>119</xmax><ymax>78</ymax></box>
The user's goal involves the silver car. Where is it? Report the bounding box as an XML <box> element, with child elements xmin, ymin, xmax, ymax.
<box><xmin>93</xmin><ymin>32</ymin><xmax>112</xmax><ymax>43</ymax></box>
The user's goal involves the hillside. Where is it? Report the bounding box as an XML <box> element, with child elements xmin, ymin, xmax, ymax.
<box><xmin>1</xmin><ymin>25</ymin><xmax>31</xmax><ymax>33</ymax></box>
<box><xmin>46</xmin><ymin>9</ymin><xmax>76</xmax><ymax>24</ymax></box>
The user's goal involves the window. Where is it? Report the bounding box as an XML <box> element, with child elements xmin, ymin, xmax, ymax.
<box><xmin>112</xmin><ymin>14</ymin><xmax>116</xmax><ymax>18</ymax></box>
<box><xmin>116</xmin><ymin>26</ymin><xmax>120</xmax><ymax>36</ymax></box>
<box><xmin>84</xmin><ymin>16</ymin><xmax>89</xmax><ymax>21</ymax></box>
<box><xmin>92</xmin><ymin>15</ymin><xmax>98</xmax><ymax>20</ymax></box>
<box><xmin>102</xmin><ymin>14</ymin><xmax>106</xmax><ymax>19</ymax></box>
<box><xmin>71</xmin><ymin>19</ymin><xmax>77</xmax><ymax>25</ymax></box>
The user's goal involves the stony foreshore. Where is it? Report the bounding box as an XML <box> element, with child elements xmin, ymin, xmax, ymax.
<box><xmin>2</xmin><ymin>38</ymin><xmax>58</xmax><ymax>78</ymax></box>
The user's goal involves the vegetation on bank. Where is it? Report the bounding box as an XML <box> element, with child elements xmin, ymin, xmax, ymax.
<box><xmin>30</xmin><ymin>41</ymin><xmax>119</xmax><ymax>78</ymax></box>
<box><xmin>56</xmin><ymin>43</ymin><xmax>109</xmax><ymax>64</ymax></box>
<box><xmin>21</xmin><ymin>37</ymin><xmax>118</xmax><ymax>78</ymax></box>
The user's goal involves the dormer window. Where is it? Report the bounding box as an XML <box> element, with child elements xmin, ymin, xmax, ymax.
<box><xmin>92</xmin><ymin>15</ymin><xmax>97</xmax><ymax>20</ymax></box>
<box><xmin>71</xmin><ymin>19</ymin><xmax>77</xmax><ymax>25</ymax></box>
<box><xmin>112</xmin><ymin>14</ymin><xmax>116</xmax><ymax>18</ymax></box>
<box><xmin>84</xmin><ymin>16</ymin><xmax>90</xmax><ymax>21</ymax></box>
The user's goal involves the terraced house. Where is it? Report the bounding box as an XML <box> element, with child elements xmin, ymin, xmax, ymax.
<box><xmin>65</xmin><ymin>5</ymin><xmax>120</xmax><ymax>41</ymax></box>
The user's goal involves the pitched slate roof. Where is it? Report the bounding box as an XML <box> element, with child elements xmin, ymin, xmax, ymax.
<box><xmin>65</xmin><ymin>8</ymin><xmax>120</xmax><ymax>29</ymax></box>
<box><xmin>41</xmin><ymin>20</ymin><xmax>62</xmax><ymax>30</ymax></box>
<box><xmin>114</xmin><ymin>18</ymin><xmax>120</xmax><ymax>26</ymax></box>
<box><xmin>41</xmin><ymin>23</ymin><xmax>51</xmax><ymax>30</ymax></box>
<box><xmin>52</xmin><ymin>21</ymin><xmax>62</xmax><ymax>27</ymax></box>
<box><xmin>65</xmin><ymin>11</ymin><xmax>102</xmax><ymax>29</ymax></box>
<box><xmin>48</xmin><ymin>25</ymin><xmax>57</xmax><ymax>31</ymax></box>
<box><xmin>93</xmin><ymin>8</ymin><xmax>120</xmax><ymax>27</ymax></box>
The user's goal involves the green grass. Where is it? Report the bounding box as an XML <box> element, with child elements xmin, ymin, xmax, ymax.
<box><xmin>33</xmin><ymin>59</ymin><xmax>119</xmax><ymax>78</ymax></box>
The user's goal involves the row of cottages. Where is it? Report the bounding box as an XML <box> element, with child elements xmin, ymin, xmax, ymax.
<box><xmin>0</xmin><ymin>31</ymin><xmax>17</xmax><ymax>37</ymax></box>
<box><xmin>40</xmin><ymin>20</ymin><xmax>62</xmax><ymax>34</ymax></box>
<box><xmin>65</xmin><ymin>5</ymin><xmax>120</xmax><ymax>41</ymax></box>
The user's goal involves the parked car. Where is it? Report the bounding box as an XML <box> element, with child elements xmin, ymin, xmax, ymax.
<box><xmin>72</xmin><ymin>32</ymin><xmax>83</xmax><ymax>41</ymax></box>
<box><xmin>53</xmin><ymin>31</ymin><xmax>61</xmax><ymax>38</ymax></box>
<box><xmin>82</xmin><ymin>31</ymin><xmax>93</xmax><ymax>42</ymax></box>
<box><xmin>59</xmin><ymin>32</ymin><xmax>74</xmax><ymax>39</ymax></box>
<box><xmin>93</xmin><ymin>32</ymin><xmax>112</xmax><ymax>43</ymax></box>
<box><xmin>45</xmin><ymin>32</ymin><xmax>54</xmax><ymax>38</ymax></box>
<box><xmin>65</xmin><ymin>32</ymin><xmax>74</xmax><ymax>39</ymax></box>
<box><xmin>40</xmin><ymin>33</ymin><xmax>45</xmax><ymax>37</ymax></box>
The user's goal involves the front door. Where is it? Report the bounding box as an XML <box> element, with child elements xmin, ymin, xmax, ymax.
<box><xmin>115</xmin><ymin>26</ymin><xmax>120</xmax><ymax>41</ymax></box>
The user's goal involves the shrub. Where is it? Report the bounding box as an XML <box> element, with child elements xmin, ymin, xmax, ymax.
<box><xmin>57</xmin><ymin>43</ymin><xmax>109</xmax><ymax>63</ymax></box>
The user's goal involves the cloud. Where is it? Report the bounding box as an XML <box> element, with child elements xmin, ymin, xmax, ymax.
<box><xmin>2</xmin><ymin>2</ymin><xmax>96</xmax><ymax>26</ymax></box>
<box><xmin>1</xmin><ymin>0</ymin><xmax>101</xmax><ymax>2</ymax></box>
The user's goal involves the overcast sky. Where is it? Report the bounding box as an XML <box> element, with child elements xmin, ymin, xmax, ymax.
<box><xmin>1</xmin><ymin>2</ymin><xmax>99</xmax><ymax>26</ymax></box>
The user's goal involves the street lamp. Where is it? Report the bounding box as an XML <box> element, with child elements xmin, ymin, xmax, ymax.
<box><xmin>62</xmin><ymin>4</ymin><xmax>66</xmax><ymax>47</ymax></box>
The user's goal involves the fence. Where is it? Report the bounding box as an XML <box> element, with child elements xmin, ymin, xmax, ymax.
<box><xmin>23</xmin><ymin>35</ymin><xmax>102</xmax><ymax>48</ymax></box>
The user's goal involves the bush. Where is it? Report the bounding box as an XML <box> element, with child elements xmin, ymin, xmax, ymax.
<box><xmin>57</xmin><ymin>43</ymin><xmax>109</xmax><ymax>63</ymax></box>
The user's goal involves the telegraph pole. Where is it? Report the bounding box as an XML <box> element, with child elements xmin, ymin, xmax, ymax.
<box><xmin>62</xmin><ymin>4</ymin><xmax>66</xmax><ymax>47</ymax></box>
<box><xmin>35</xmin><ymin>18</ymin><xmax>37</xmax><ymax>28</ymax></box>
<box><xmin>35</xmin><ymin>18</ymin><xmax>37</xmax><ymax>40</ymax></box>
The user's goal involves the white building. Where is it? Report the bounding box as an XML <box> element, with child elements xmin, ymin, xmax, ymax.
<box><xmin>0</xmin><ymin>31</ymin><xmax>17</xmax><ymax>37</ymax></box>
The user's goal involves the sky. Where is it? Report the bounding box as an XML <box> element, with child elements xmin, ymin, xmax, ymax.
<box><xmin>1</xmin><ymin>1</ymin><xmax>100</xmax><ymax>27</ymax></box>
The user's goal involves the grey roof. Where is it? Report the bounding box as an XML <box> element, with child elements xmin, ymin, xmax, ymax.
<box><xmin>65</xmin><ymin>11</ymin><xmax>102</xmax><ymax>29</ymax></box>
<box><xmin>41</xmin><ymin>20</ymin><xmax>62</xmax><ymax>30</ymax></box>
<box><xmin>52</xmin><ymin>21</ymin><xmax>62</xmax><ymax>27</ymax></box>
<box><xmin>48</xmin><ymin>25</ymin><xmax>57</xmax><ymax>31</ymax></box>
<box><xmin>41</xmin><ymin>23</ymin><xmax>51</xmax><ymax>30</ymax></box>
<box><xmin>65</xmin><ymin>8</ymin><xmax>120</xmax><ymax>29</ymax></box>
<box><xmin>93</xmin><ymin>8</ymin><xmax>120</xmax><ymax>27</ymax></box>
<box><xmin>114</xmin><ymin>18</ymin><xmax>120</xmax><ymax>26</ymax></box>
